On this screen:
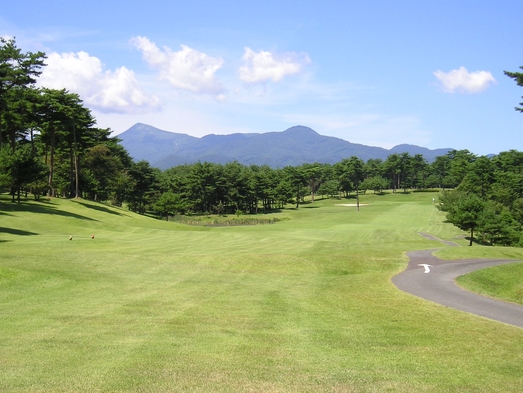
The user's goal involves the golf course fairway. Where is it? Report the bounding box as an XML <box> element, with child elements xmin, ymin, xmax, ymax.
<box><xmin>1</xmin><ymin>191</ymin><xmax>523</xmax><ymax>392</ymax></box>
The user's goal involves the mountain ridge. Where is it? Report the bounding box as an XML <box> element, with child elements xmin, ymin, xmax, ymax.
<box><xmin>118</xmin><ymin>123</ymin><xmax>453</xmax><ymax>169</ymax></box>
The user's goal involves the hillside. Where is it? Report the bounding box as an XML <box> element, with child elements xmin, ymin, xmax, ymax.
<box><xmin>118</xmin><ymin>123</ymin><xmax>453</xmax><ymax>169</ymax></box>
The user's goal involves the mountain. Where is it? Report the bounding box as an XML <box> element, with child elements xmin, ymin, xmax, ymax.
<box><xmin>118</xmin><ymin>123</ymin><xmax>452</xmax><ymax>169</ymax></box>
<box><xmin>114</xmin><ymin>123</ymin><xmax>199</xmax><ymax>164</ymax></box>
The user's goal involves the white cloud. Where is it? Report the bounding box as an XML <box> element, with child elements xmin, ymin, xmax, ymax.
<box><xmin>433</xmin><ymin>66</ymin><xmax>496</xmax><ymax>93</ymax></box>
<box><xmin>131</xmin><ymin>36</ymin><xmax>225</xmax><ymax>99</ymax></box>
<box><xmin>38</xmin><ymin>51</ymin><xmax>160</xmax><ymax>113</ymax></box>
<box><xmin>239</xmin><ymin>47</ymin><xmax>311</xmax><ymax>83</ymax></box>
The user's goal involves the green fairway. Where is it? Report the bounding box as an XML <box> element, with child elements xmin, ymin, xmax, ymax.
<box><xmin>1</xmin><ymin>192</ymin><xmax>523</xmax><ymax>392</ymax></box>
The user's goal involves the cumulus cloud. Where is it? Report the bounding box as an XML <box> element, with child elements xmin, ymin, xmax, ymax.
<box><xmin>38</xmin><ymin>51</ymin><xmax>160</xmax><ymax>113</ymax></box>
<box><xmin>433</xmin><ymin>66</ymin><xmax>496</xmax><ymax>93</ymax></box>
<box><xmin>131</xmin><ymin>36</ymin><xmax>225</xmax><ymax>99</ymax></box>
<box><xmin>239</xmin><ymin>47</ymin><xmax>311</xmax><ymax>83</ymax></box>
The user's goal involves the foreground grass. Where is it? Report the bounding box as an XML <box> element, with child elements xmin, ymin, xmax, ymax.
<box><xmin>1</xmin><ymin>192</ymin><xmax>523</xmax><ymax>392</ymax></box>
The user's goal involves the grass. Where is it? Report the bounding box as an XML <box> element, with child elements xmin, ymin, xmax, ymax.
<box><xmin>1</xmin><ymin>191</ymin><xmax>523</xmax><ymax>392</ymax></box>
<box><xmin>457</xmin><ymin>263</ymin><xmax>523</xmax><ymax>305</ymax></box>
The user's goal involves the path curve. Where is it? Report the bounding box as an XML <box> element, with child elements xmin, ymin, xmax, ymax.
<box><xmin>392</xmin><ymin>248</ymin><xmax>523</xmax><ymax>329</ymax></box>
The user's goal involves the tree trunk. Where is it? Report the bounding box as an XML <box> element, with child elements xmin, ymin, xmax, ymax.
<box><xmin>48</xmin><ymin>127</ymin><xmax>55</xmax><ymax>197</ymax></box>
<box><xmin>69</xmin><ymin>147</ymin><xmax>74</xmax><ymax>197</ymax></box>
<box><xmin>0</xmin><ymin>109</ymin><xmax>3</xmax><ymax>151</ymax></box>
<box><xmin>469</xmin><ymin>227</ymin><xmax>474</xmax><ymax>246</ymax></box>
<box><xmin>73</xmin><ymin>123</ymin><xmax>80</xmax><ymax>198</ymax></box>
<box><xmin>356</xmin><ymin>180</ymin><xmax>360</xmax><ymax>212</ymax></box>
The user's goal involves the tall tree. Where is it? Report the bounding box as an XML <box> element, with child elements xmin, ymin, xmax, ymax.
<box><xmin>301</xmin><ymin>162</ymin><xmax>324</xmax><ymax>203</ymax></box>
<box><xmin>284</xmin><ymin>165</ymin><xmax>307</xmax><ymax>208</ymax></box>
<box><xmin>346</xmin><ymin>156</ymin><xmax>365</xmax><ymax>210</ymax></box>
<box><xmin>83</xmin><ymin>144</ymin><xmax>124</xmax><ymax>201</ymax></box>
<box><xmin>0</xmin><ymin>38</ymin><xmax>46</xmax><ymax>150</ymax></box>
<box><xmin>37</xmin><ymin>88</ymin><xmax>95</xmax><ymax>197</ymax></box>
<box><xmin>0</xmin><ymin>143</ymin><xmax>47</xmax><ymax>203</ymax></box>
<box><xmin>398</xmin><ymin>152</ymin><xmax>412</xmax><ymax>192</ymax></box>
<box><xmin>504</xmin><ymin>66</ymin><xmax>523</xmax><ymax>113</ymax></box>
<box><xmin>438</xmin><ymin>191</ymin><xmax>484</xmax><ymax>246</ymax></box>
<box><xmin>364</xmin><ymin>158</ymin><xmax>383</xmax><ymax>178</ymax></box>
<box><xmin>458</xmin><ymin>156</ymin><xmax>494</xmax><ymax>199</ymax></box>
<box><xmin>128</xmin><ymin>160</ymin><xmax>158</xmax><ymax>214</ymax></box>
<box><xmin>383</xmin><ymin>154</ymin><xmax>401</xmax><ymax>192</ymax></box>
<box><xmin>154</xmin><ymin>191</ymin><xmax>184</xmax><ymax>220</ymax></box>
<box><xmin>477</xmin><ymin>201</ymin><xmax>520</xmax><ymax>246</ymax></box>
<box><xmin>2</xmin><ymin>86</ymin><xmax>41</xmax><ymax>149</ymax></box>
<box><xmin>186</xmin><ymin>161</ymin><xmax>218</xmax><ymax>213</ymax></box>
<box><xmin>336</xmin><ymin>157</ymin><xmax>365</xmax><ymax>209</ymax></box>
<box><xmin>447</xmin><ymin>149</ymin><xmax>476</xmax><ymax>188</ymax></box>
<box><xmin>430</xmin><ymin>154</ymin><xmax>452</xmax><ymax>189</ymax></box>
<box><xmin>410</xmin><ymin>154</ymin><xmax>428</xmax><ymax>189</ymax></box>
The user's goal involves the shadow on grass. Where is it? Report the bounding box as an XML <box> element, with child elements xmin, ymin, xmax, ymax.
<box><xmin>465</xmin><ymin>236</ymin><xmax>492</xmax><ymax>246</ymax></box>
<box><xmin>2</xmin><ymin>200</ymin><xmax>97</xmax><ymax>221</ymax></box>
<box><xmin>339</xmin><ymin>195</ymin><xmax>358</xmax><ymax>200</ymax></box>
<box><xmin>0</xmin><ymin>227</ymin><xmax>39</xmax><ymax>236</ymax></box>
<box><xmin>262</xmin><ymin>209</ymin><xmax>283</xmax><ymax>214</ymax></box>
<box><xmin>72</xmin><ymin>200</ymin><xmax>125</xmax><ymax>216</ymax></box>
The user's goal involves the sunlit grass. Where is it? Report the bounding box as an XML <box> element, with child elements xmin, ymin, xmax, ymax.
<box><xmin>1</xmin><ymin>191</ymin><xmax>523</xmax><ymax>392</ymax></box>
<box><xmin>457</xmin><ymin>262</ymin><xmax>523</xmax><ymax>305</ymax></box>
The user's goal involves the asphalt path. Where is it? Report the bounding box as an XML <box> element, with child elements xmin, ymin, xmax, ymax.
<box><xmin>392</xmin><ymin>248</ymin><xmax>523</xmax><ymax>329</ymax></box>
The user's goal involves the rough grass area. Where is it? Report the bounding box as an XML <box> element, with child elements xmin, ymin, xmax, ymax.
<box><xmin>169</xmin><ymin>214</ymin><xmax>288</xmax><ymax>226</ymax></box>
<box><xmin>457</xmin><ymin>262</ymin><xmax>523</xmax><ymax>305</ymax></box>
<box><xmin>1</xmin><ymin>191</ymin><xmax>523</xmax><ymax>392</ymax></box>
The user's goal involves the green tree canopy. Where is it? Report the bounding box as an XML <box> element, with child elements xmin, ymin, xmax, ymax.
<box><xmin>504</xmin><ymin>66</ymin><xmax>523</xmax><ymax>112</ymax></box>
<box><xmin>438</xmin><ymin>191</ymin><xmax>484</xmax><ymax>246</ymax></box>
<box><xmin>0</xmin><ymin>38</ymin><xmax>46</xmax><ymax>150</ymax></box>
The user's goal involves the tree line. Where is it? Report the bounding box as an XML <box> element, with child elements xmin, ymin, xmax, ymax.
<box><xmin>0</xmin><ymin>38</ymin><xmax>131</xmax><ymax>203</ymax></box>
<box><xmin>3</xmin><ymin>37</ymin><xmax>523</xmax><ymax>247</ymax></box>
<box><xmin>437</xmin><ymin>67</ymin><xmax>523</xmax><ymax>247</ymax></box>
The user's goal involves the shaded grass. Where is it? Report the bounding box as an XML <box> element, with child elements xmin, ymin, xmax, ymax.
<box><xmin>1</xmin><ymin>193</ymin><xmax>523</xmax><ymax>392</ymax></box>
<box><xmin>0</xmin><ymin>227</ymin><xmax>39</xmax><ymax>236</ymax></box>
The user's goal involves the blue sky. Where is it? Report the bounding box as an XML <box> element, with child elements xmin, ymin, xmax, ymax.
<box><xmin>2</xmin><ymin>0</ymin><xmax>523</xmax><ymax>155</ymax></box>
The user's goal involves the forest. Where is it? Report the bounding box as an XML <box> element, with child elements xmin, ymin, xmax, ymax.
<box><xmin>2</xmin><ymin>38</ymin><xmax>523</xmax><ymax>246</ymax></box>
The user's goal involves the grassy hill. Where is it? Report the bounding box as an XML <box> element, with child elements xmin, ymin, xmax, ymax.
<box><xmin>457</xmin><ymin>262</ymin><xmax>523</xmax><ymax>305</ymax></box>
<box><xmin>1</xmin><ymin>193</ymin><xmax>523</xmax><ymax>392</ymax></box>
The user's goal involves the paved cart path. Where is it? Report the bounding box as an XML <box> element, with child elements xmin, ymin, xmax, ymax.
<box><xmin>392</xmin><ymin>247</ymin><xmax>523</xmax><ymax>329</ymax></box>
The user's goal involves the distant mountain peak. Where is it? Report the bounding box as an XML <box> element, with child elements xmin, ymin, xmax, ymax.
<box><xmin>389</xmin><ymin>143</ymin><xmax>453</xmax><ymax>155</ymax></box>
<box><xmin>118</xmin><ymin>123</ymin><xmax>453</xmax><ymax>169</ymax></box>
<box><xmin>282</xmin><ymin>125</ymin><xmax>319</xmax><ymax>135</ymax></box>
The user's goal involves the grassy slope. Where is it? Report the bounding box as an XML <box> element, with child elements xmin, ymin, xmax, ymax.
<box><xmin>1</xmin><ymin>192</ymin><xmax>523</xmax><ymax>392</ymax></box>
<box><xmin>457</xmin><ymin>263</ymin><xmax>523</xmax><ymax>305</ymax></box>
